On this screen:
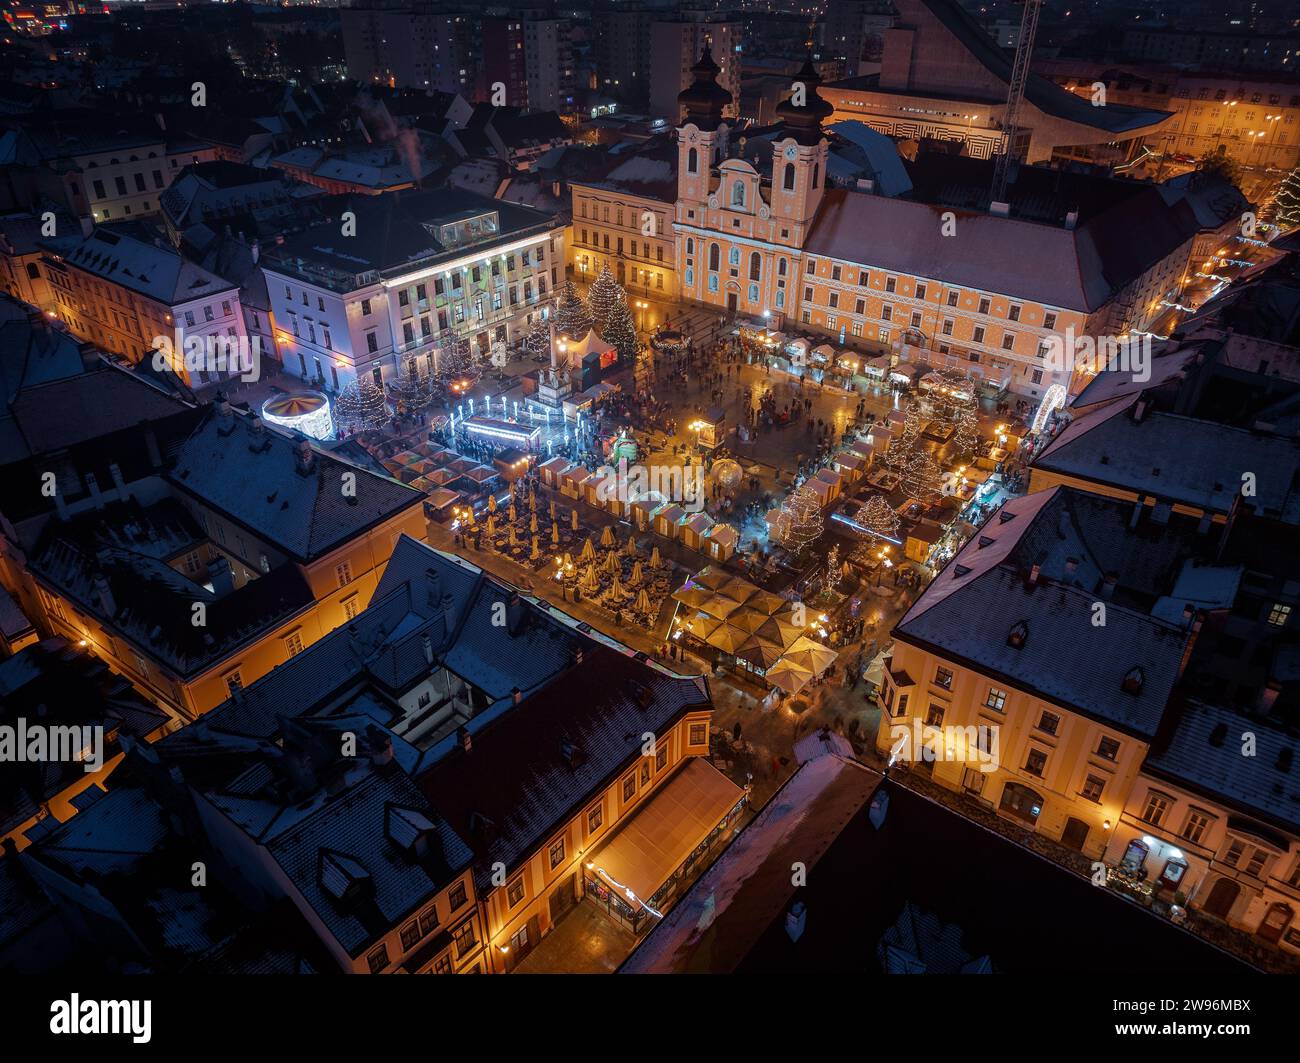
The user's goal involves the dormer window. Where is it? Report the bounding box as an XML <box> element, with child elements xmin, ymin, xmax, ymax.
<box><xmin>1007</xmin><ymin>621</ymin><xmax>1028</xmax><ymax>649</ymax></box>
<box><xmin>1121</xmin><ymin>667</ymin><xmax>1144</xmax><ymax>695</ymax></box>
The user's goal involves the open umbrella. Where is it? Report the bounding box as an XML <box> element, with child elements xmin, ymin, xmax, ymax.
<box><xmin>630</xmin><ymin>560</ymin><xmax>644</xmax><ymax>586</ymax></box>
<box><xmin>624</xmin><ymin>535</ymin><xmax>637</xmax><ymax>557</ymax></box>
<box><xmin>600</xmin><ymin>525</ymin><xmax>615</xmax><ymax>549</ymax></box>
<box><xmin>766</xmin><ymin>659</ymin><xmax>812</xmax><ymax>695</ymax></box>
<box><xmin>551</xmin><ymin>521</ymin><xmax>560</xmax><ymax>546</ymax></box>
<box><xmin>580</xmin><ymin>536</ymin><xmax>596</xmax><ymax>563</ymax></box>
<box><xmin>784</xmin><ymin>636</ymin><xmax>839</xmax><ymax>676</ymax></box>
<box><xmin>570</xmin><ymin>508</ymin><xmax>580</xmax><ymax>533</ymax></box>
<box><xmin>705</xmin><ymin>622</ymin><xmax>750</xmax><ymax>654</ymax></box>
<box><xmin>650</xmin><ymin>545</ymin><xmax>662</xmax><ymax>568</ymax></box>
<box><xmin>635</xmin><ymin>587</ymin><xmax>652</xmax><ymax>614</ymax></box>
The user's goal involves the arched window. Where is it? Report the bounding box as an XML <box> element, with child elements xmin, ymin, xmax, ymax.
<box><xmin>731</xmin><ymin>180</ymin><xmax>746</xmax><ymax>208</ymax></box>
<box><xmin>728</xmin><ymin>247</ymin><xmax>740</xmax><ymax>267</ymax></box>
<box><xmin>783</xmin><ymin>164</ymin><xmax>795</xmax><ymax>191</ymax></box>
<box><xmin>687</xmin><ymin>147</ymin><xmax>699</xmax><ymax>174</ymax></box>
<box><xmin>708</xmin><ymin>243</ymin><xmax>720</xmax><ymax>272</ymax></box>
<box><xmin>748</xmin><ymin>282</ymin><xmax>759</xmax><ymax>303</ymax></box>
<box><xmin>749</xmin><ymin>252</ymin><xmax>761</xmax><ymax>281</ymax></box>
<box><xmin>778</xmin><ymin>258</ymin><xmax>788</xmax><ymax>277</ymax></box>
<box><xmin>708</xmin><ymin>274</ymin><xmax>719</xmax><ymax>293</ymax></box>
<box><xmin>684</xmin><ymin>266</ymin><xmax>695</xmax><ymax>286</ymax></box>
<box><xmin>686</xmin><ymin>237</ymin><xmax>695</xmax><ymax>256</ymax></box>
<box><xmin>775</xmin><ymin>289</ymin><xmax>786</xmax><ymax>309</ymax></box>
<box><xmin>812</xmin><ymin>163</ymin><xmax>820</xmax><ymax>189</ymax></box>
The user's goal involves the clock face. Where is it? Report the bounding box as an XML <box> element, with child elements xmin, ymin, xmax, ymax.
<box><xmin>785</xmin><ymin>146</ymin><xmax>798</xmax><ymax>160</ymax></box>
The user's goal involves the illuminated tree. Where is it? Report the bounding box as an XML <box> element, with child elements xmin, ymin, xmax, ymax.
<box><xmin>859</xmin><ymin>494</ymin><xmax>900</xmax><ymax>539</ymax></box>
<box><xmin>778</xmin><ymin>483</ymin><xmax>824</xmax><ymax>558</ymax></box>
<box><xmin>554</xmin><ymin>281</ymin><xmax>593</xmax><ymax>340</ymax></box>
<box><xmin>434</xmin><ymin>334</ymin><xmax>473</xmax><ymax>380</ymax></box>
<box><xmin>334</xmin><ymin>378</ymin><xmax>389</xmax><ymax>433</ymax></box>
<box><xmin>386</xmin><ymin>356</ymin><xmax>432</xmax><ymax>412</ymax></box>
<box><xmin>824</xmin><ymin>543</ymin><xmax>841</xmax><ymax>594</ymax></box>
<box><xmin>883</xmin><ymin>402</ymin><xmax>925</xmax><ymax>474</ymax></box>
<box><xmin>524</xmin><ymin>318</ymin><xmax>552</xmax><ymax>360</ymax></box>
<box><xmin>603</xmin><ymin>297</ymin><xmax>640</xmax><ymax>366</ymax></box>
<box><xmin>1275</xmin><ymin>167</ymin><xmax>1300</xmax><ymax>230</ymax></box>
<box><xmin>587</xmin><ymin>263</ymin><xmax>626</xmax><ymax>333</ymax></box>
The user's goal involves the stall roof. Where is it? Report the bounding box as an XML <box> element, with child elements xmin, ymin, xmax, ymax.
<box><xmin>592</xmin><ymin>758</ymin><xmax>745</xmax><ymax>912</ymax></box>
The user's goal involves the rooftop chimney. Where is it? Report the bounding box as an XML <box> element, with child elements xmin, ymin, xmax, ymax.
<box><xmin>458</xmin><ymin>726</ymin><xmax>472</xmax><ymax>754</ymax></box>
<box><xmin>505</xmin><ymin>592</ymin><xmax>526</xmax><ymax>636</ymax></box>
<box><xmin>294</xmin><ymin>439</ymin><xmax>315</xmax><ymax>475</ymax></box>
<box><xmin>208</xmin><ymin>556</ymin><xmax>235</xmax><ymax>597</ymax></box>
<box><xmin>421</xmin><ymin>632</ymin><xmax>433</xmax><ymax>665</ymax></box>
<box><xmin>1064</xmin><ymin>209</ymin><xmax>1079</xmax><ymax>230</ymax></box>
<box><xmin>92</xmin><ymin>575</ymin><xmax>116</xmax><ymax>617</ymax></box>
<box><xmin>1100</xmin><ymin>573</ymin><xmax>1117</xmax><ymax>599</ymax></box>
<box><xmin>424</xmin><ymin>567</ymin><xmax>441</xmax><ymax>608</ymax></box>
<box><xmin>1027</xmin><ymin>563</ymin><xmax>1040</xmax><ymax>586</ymax></box>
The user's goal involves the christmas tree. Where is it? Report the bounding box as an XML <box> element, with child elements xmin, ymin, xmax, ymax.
<box><xmin>824</xmin><ymin>543</ymin><xmax>841</xmax><ymax>594</ymax></box>
<box><xmin>603</xmin><ymin>297</ymin><xmax>640</xmax><ymax>365</ymax></box>
<box><xmin>883</xmin><ymin>402</ymin><xmax>926</xmax><ymax>474</ymax></box>
<box><xmin>523</xmin><ymin>318</ymin><xmax>552</xmax><ymax>360</ymax></box>
<box><xmin>859</xmin><ymin>494</ymin><xmax>900</xmax><ymax>540</ymax></box>
<box><xmin>434</xmin><ymin>334</ymin><xmax>473</xmax><ymax>381</ymax></box>
<box><xmin>386</xmin><ymin>356</ymin><xmax>432</xmax><ymax>412</ymax></box>
<box><xmin>928</xmin><ymin>368</ymin><xmax>980</xmax><ymax>460</ymax></box>
<box><xmin>778</xmin><ymin>483</ymin><xmax>824</xmax><ymax>557</ymax></box>
<box><xmin>900</xmin><ymin>447</ymin><xmax>944</xmax><ymax>501</ymax></box>
<box><xmin>1275</xmin><ymin>166</ymin><xmax>1300</xmax><ymax>230</ymax></box>
<box><xmin>334</xmin><ymin>378</ymin><xmax>389</xmax><ymax>434</ymax></box>
<box><xmin>587</xmin><ymin>263</ymin><xmax>626</xmax><ymax>333</ymax></box>
<box><xmin>554</xmin><ymin>281</ymin><xmax>593</xmax><ymax>340</ymax></box>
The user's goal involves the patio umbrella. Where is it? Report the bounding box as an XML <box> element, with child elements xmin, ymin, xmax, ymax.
<box><xmin>671</xmin><ymin>583</ymin><xmax>713</xmax><ymax>609</ymax></box>
<box><xmin>580</xmin><ymin>536</ymin><xmax>596</xmax><ymax>563</ymax></box>
<box><xmin>508</xmin><ymin>525</ymin><xmax>519</xmax><ymax>548</ymax></box>
<box><xmin>624</xmin><ymin>535</ymin><xmax>637</xmax><ymax>557</ymax></box>
<box><xmin>603</xmin><ymin>549</ymin><xmax>619</xmax><ymax>575</ymax></box>
<box><xmin>530</xmin><ymin>513</ymin><xmax>539</xmax><ymax>534</ymax></box>
<box><xmin>635</xmin><ymin>587</ymin><xmax>652</xmax><ymax>614</ymax></box>
<box><xmin>580</xmin><ymin>566</ymin><xmax>600</xmax><ymax>594</ymax></box>
<box><xmin>549</xmin><ymin>500</ymin><xmax>557</xmax><ymax>520</ymax></box>
<box><xmin>551</xmin><ymin>522</ymin><xmax>560</xmax><ymax>546</ymax></box>
<box><xmin>609</xmin><ymin>573</ymin><xmax>626</xmax><ymax>599</ymax></box>
<box><xmin>705</xmin><ymin>622</ymin><xmax>749</xmax><ymax>654</ymax></box>
<box><xmin>508</xmin><ymin>503</ymin><xmax>517</xmax><ymax>523</ymax></box>
<box><xmin>562</xmin><ymin>552</ymin><xmax>574</xmax><ymax>569</ymax></box>
<box><xmin>486</xmin><ymin>514</ymin><xmax>497</xmax><ymax>537</ymax></box>
<box><xmin>755</xmin><ymin>613</ymin><xmax>803</xmax><ymax>650</ymax></box>
<box><xmin>488</xmin><ymin>494</ymin><xmax>497</xmax><ymax>513</ymax></box>
<box><xmin>743</xmin><ymin>589</ymin><xmax>788</xmax><ymax>616</ymax></box>
<box><xmin>784</xmin><ymin>636</ymin><xmax>839</xmax><ymax>676</ymax></box>
<box><xmin>630</xmin><ymin>560</ymin><xmax>644</xmax><ymax>586</ymax></box>
<box><xmin>650</xmin><ymin>545</ymin><xmax>662</xmax><ymax>568</ymax></box>
<box><xmin>735</xmin><ymin>634</ymin><xmax>786</xmax><ymax>670</ymax></box>
<box><xmin>766</xmin><ymin>658</ymin><xmax>812</xmax><ymax>695</ymax></box>
<box><xmin>571</xmin><ymin>508</ymin><xmax>580</xmax><ymax>532</ymax></box>
<box><xmin>600</xmin><ymin>525</ymin><xmax>615</xmax><ymax>549</ymax></box>
<box><xmin>530</xmin><ymin>535</ymin><xmax>541</xmax><ymax>561</ymax></box>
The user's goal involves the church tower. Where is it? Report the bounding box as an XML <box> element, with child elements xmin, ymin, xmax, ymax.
<box><xmin>676</xmin><ymin>47</ymin><xmax>733</xmax><ymax>214</ymax></box>
<box><xmin>771</xmin><ymin>58</ymin><xmax>834</xmax><ymax>247</ymax></box>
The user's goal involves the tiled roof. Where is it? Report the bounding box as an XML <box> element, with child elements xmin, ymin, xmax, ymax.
<box><xmin>168</xmin><ymin>407</ymin><xmax>424</xmax><ymax>562</ymax></box>
<box><xmin>896</xmin><ymin>487</ymin><xmax>1193</xmax><ymax>736</ymax></box>
<box><xmin>58</xmin><ymin>227</ymin><xmax>237</xmax><ymax>306</ymax></box>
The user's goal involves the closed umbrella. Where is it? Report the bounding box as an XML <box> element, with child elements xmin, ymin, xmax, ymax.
<box><xmin>624</xmin><ymin>535</ymin><xmax>637</xmax><ymax>557</ymax></box>
<box><xmin>580</xmin><ymin>536</ymin><xmax>596</xmax><ymax>562</ymax></box>
<box><xmin>549</xmin><ymin>499</ymin><xmax>557</xmax><ymax>520</ymax></box>
<box><xmin>551</xmin><ymin>521</ymin><xmax>560</xmax><ymax>546</ymax></box>
<box><xmin>530</xmin><ymin>513</ymin><xmax>538</xmax><ymax>534</ymax></box>
<box><xmin>580</xmin><ymin>566</ymin><xmax>600</xmax><ymax>594</ymax></box>
<box><xmin>630</xmin><ymin>560</ymin><xmax>644</xmax><ymax>586</ymax></box>
<box><xmin>562</xmin><ymin>552</ymin><xmax>574</xmax><ymax>569</ymax></box>
<box><xmin>609</xmin><ymin>573</ymin><xmax>625</xmax><ymax>598</ymax></box>
<box><xmin>488</xmin><ymin>494</ymin><xmax>497</xmax><ymax>513</ymax></box>
<box><xmin>508</xmin><ymin>525</ymin><xmax>519</xmax><ymax>548</ymax></box>
<box><xmin>530</xmin><ymin>535</ymin><xmax>541</xmax><ymax>561</ymax></box>
<box><xmin>508</xmin><ymin>503</ymin><xmax>517</xmax><ymax>523</ymax></box>
<box><xmin>635</xmin><ymin>587</ymin><xmax>652</xmax><ymax>614</ymax></box>
<box><xmin>603</xmin><ymin>549</ymin><xmax>619</xmax><ymax>574</ymax></box>
<box><xmin>600</xmin><ymin>525</ymin><xmax>615</xmax><ymax>549</ymax></box>
<box><xmin>486</xmin><ymin>514</ymin><xmax>497</xmax><ymax>537</ymax></box>
<box><xmin>650</xmin><ymin>545</ymin><xmax>662</xmax><ymax>568</ymax></box>
<box><xmin>570</xmin><ymin>508</ymin><xmax>580</xmax><ymax>532</ymax></box>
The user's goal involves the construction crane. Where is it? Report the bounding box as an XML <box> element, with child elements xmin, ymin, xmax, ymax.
<box><xmin>989</xmin><ymin>0</ymin><xmax>1045</xmax><ymax>207</ymax></box>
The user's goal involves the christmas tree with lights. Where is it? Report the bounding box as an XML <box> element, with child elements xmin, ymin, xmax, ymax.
<box><xmin>386</xmin><ymin>356</ymin><xmax>432</xmax><ymax>412</ymax></box>
<box><xmin>434</xmin><ymin>334</ymin><xmax>473</xmax><ymax>380</ymax></box>
<box><xmin>587</xmin><ymin>263</ymin><xmax>626</xmax><ymax>334</ymax></box>
<box><xmin>334</xmin><ymin>378</ymin><xmax>389</xmax><ymax>434</ymax></box>
<box><xmin>883</xmin><ymin>402</ymin><xmax>925</xmax><ymax>474</ymax></box>
<box><xmin>524</xmin><ymin>318</ymin><xmax>552</xmax><ymax>361</ymax></box>
<box><xmin>859</xmin><ymin>493</ymin><xmax>900</xmax><ymax>540</ymax></box>
<box><xmin>824</xmin><ymin>543</ymin><xmax>841</xmax><ymax>594</ymax></box>
<box><xmin>603</xmin><ymin>297</ymin><xmax>640</xmax><ymax>365</ymax></box>
<box><xmin>778</xmin><ymin>483</ymin><xmax>824</xmax><ymax>558</ymax></box>
<box><xmin>554</xmin><ymin>281</ymin><xmax>593</xmax><ymax>340</ymax></box>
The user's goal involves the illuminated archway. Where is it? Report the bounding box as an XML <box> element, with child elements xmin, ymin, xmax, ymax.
<box><xmin>1031</xmin><ymin>383</ymin><xmax>1067</xmax><ymax>434</ymax></box>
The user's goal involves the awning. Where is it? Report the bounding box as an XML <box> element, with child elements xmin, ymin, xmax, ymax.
<box><xmin>589</xmin><ymin>758</ymin><xmax>745</xmax><ymax>913</ymax></box>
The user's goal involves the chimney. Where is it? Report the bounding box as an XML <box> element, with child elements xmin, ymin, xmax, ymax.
<box><xmin>989</xmin><ymin>201</ymin><xmax>1010</xmax><ymax>218</ymax></box>
<box><xmin>1132</xmin><ymin>398</ymin><xmax>1150</xmax><ymax>423</ymax></box>
<box><xmin>1027</xmin><ymin>563</ymin><xmax>1040</xmax><ymax>586</ymax></box>
<box><xmin>208</xmin><ymin>556</ymin><xmax>235</xmax><ymax>596</ymax></box>
<box><xmin>458</xmin><ymin>726</ymin><xmax>472</xmax><ymax>754</ymax></box>
<box><xmin>424</xmin><ymin>567</ymin><xmax>441</xmax><ymax>608</ymax></box>
<box><xmin>1257</xmin><ymin>681</ymin><xmax>1281</xmax><ymax>715</ymax></box>
<box><xmin>85</xmin><ymin>471</ymin><xmax>104</xmax><ymax>511</ymax></box>
<box><xmin>1177</xmin><ymin>612</ymin><xmax>1203</xmax><ymax>679</ymax></box>
<box><xmin>92</xmin><ymin>575</ymin><xmax>116</xmax><ymax>617</ymax></box>
<box><xmin>511</xmin><ymin>686</ymin><xmax>522</xmax><ymax>705</ymax></box>
<box><xmin>109</xmin><ymin>462</ymin><xmax>129</xmax><ymax>501</ymax></box>
<box><xmin>1064</xmin><ymin>557</ymin><xmax>1078</xmax><ymax>577</ymax></box>
<box><xmin>421</xmin><ymin>632</ymin><xmax>433</xmax><ymax>665</ymax></box>
<box><xmin>505</xmin><ymin>592</ymin><xmax>526</xmax><ymax>636</ymax></box>
<box><xmin>1100</xmin><ymin>573</ymin><xmax>1117</xmax><ymax>598</ymax></box>
<box><xmin>294</xmin><ymin>439</ymin><xmax>315</xmax><ymax>475</ymax></box>
<box><xmin>1064</xmin><ymin>209</ymin><xmax>1079</xmax><ymax>230</ymax></box>
<box><xmin>250</xmin><ymin>239</ymin><xmax>260</xmax><ymax>263</ymax></box>
<box><xmin>77</xmin><ymin>340</ymin><xmax>99</xmax><ymax>371</ymax></box>
<box><xmin>573</xmin><ymin>647</ymin><xmax>584</xmax><ymax>666</ymax></box>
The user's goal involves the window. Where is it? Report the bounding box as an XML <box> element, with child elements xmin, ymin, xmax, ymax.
<box><xmin>933</xmin><ymin>666</ymin><xmax>953</xmax><ymax>691</ymax></box>
<box><xmin>400</xmin><ymin>920</ymin><xmax>421</xmax><ymax>951</ymax></box>
<box><xmin>885</xmin><ymin>277</ymin><xmax>896</xmax><ymax>293</ymax></box>
<box><xmin>916</xmin><ymin>283</ymin><xmax>927</xmax><ymax>300</ymax></box>
<box><xmin>689</xmin><ymin>722</ymin><xmax>707</xmax><ymax>746</ymax></box>
<box><xmin>449</xmin><ymin>881</ymin><xmax>468</xmax><ymax>911</ymax></box>
<box><xmin>622</xmin><ymin>773</ymin><xmax>636</xmax><ymax>801</ymax></box>
<box><xmin>361</xmin><ymin>298</ymin><xmax>372</xmax><ymax>316</ymax></box>
<box><xmin>640</xmin><ymin>761</ymin><xmax>650</xmax><ymax>786</ymax></box>
<box><xmin>1096</xmin><ymin>737</ymin><xmax>1120</xmax><ymax>761</ymax></box>
<box><xmin>284</xmin><ymin>631</ymin><xmax>304</xmax><ymax>657</ymax></box>
<box><xmin>224</xmin><ymin>671</ymin><xmax>243</xmax><ymax>696</ymax></box>
<box><xmin>587</xmin><ymin>804</ymin><xmax>603</xmax><ymax>833</ymax></box>
<box><xmin>433</xmin><ymin>955</ymin><xmax>452</xmax><ymax>974</ymax></box>
<box><xmin>947</xmin><ymin>290</ymin><xmax>959</xmax><ymax>307</ymax></box>
<box><xmin>656</xmin><ymin>740</ymin><xmax>669</xmax><ymax>771</ymax></box>
<box><xmin>343</xmin><ymin>595</ymin><xmax>360</xmax><ymax>621</ymax></box>
<box><xmin>1081</xmin><ymin>775</ymin><xmax>1106</xmax><ymax>802</ymax></box>
<box><xmin>749</xmin><ymin>252</ymin><xmax>761</xmax><ymax>281</ymax></box>
<box><xmin>985</xmin><ymin>687</ymin><xmax>1007</xmax><ymax>712</ymax></box>
<box><xmin>925</xmin><ymin>704</ymin><xmax>944</xmax><ymax>728</ymax></box>
<box><xmin>978</xmin><ymin>297</ymin><xmax>990</xmax><ymax>314</ymax></box>
<box><xmin>419</xmin><ymin>905</ymin><xmax>439</xmax><ymax>937</ymax></box>
<box><xmin>1267</xmin><ymin>603</ymin><xmax>1291</xmax><ymax>627</ymax></box>
<box><xmin>336</xmin><ymin>561</ymin><xmax>353</xmax><ymax>587</ymax></box>
<box><xmin>366</xmin><ymin>944</ymin><xmax>390</xmax><ymax>973</ymax></box>
<box><xmin>548</xmin><ymin>836</ymin><xmax>565</xmax><ymax>870</ymax></box>
<box><xmin>1024</xmin><ymin>749</ymin><xmax>1048</xmax><ymax>776</ymax></box>
<box><xmin>1001</xmin><ymin>333</ymin><xmax>1016</xmax><ymax>351</ymax></box>
<box><xmin>1036</xmin><ymin>711</ymin><xmax>1060</xmax><ymax>736</ymax></box>
<box><xmin>783</xmin><ymin>164</ymin><xmax>795</xmax><ymax>190</ymax></box>
<box><xmin>972</xmin><ymin>326</ymin><xmax>985</xmax><ymax>344</ymax></box>
<box><xmin>731</xmin><ymin>180</ymin><xmax>746</xmax><ymax>208</ymax></box>
<box><xmin>1141</xmin><ymin>791</ymin><xmax>1169</xmax><ymax>826</ymax></box>
<box><xmin>1043</xmin><ymin>311</ymin><xmax>1057</xmax><ymax>329</ymax></box>
<box><xmin>1008</xmin><ymin>304</ymin><xmax>1021</xmax><ymax>322</ymax></box>
<box><xmin>1182</xmin><ymin>810</ymin><xmax>1211</xmax><ymax>844</ymax></box>
<box><xmin>687</xmin><ymin>147</ymin><xmax>698</xmax><ymax>174</ymax></box>
<box><xmin>507</xmin><ymin>877</ymin><xmax>525</xmax><ymax>908</ymax></box>
<box><xmin>728</xmin><ymin>247</ymin><xmax>740</xmax><ymax>268</ymax></box>
<box><xmin>452</xmin><ymin>920</ymin><xmax>477</xmax><ymax>959</ymax></box>
<box><xmin>709</xmin><ymin>244</ymin><xmax>720</xmax><ymax>272</ymax></box>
